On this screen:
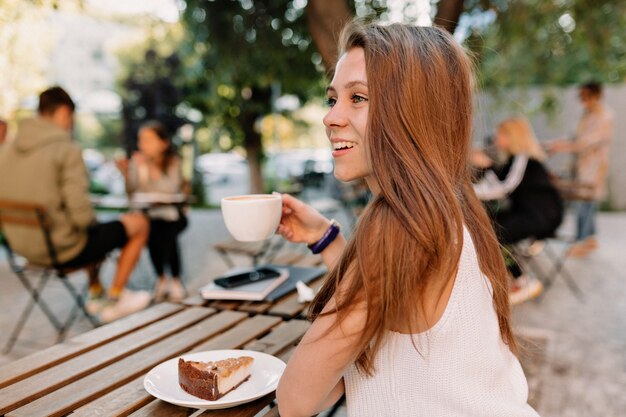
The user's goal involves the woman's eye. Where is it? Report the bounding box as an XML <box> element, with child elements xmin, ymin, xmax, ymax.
<box><xmin>325</xmin><ymin>97</ymin><xmax>337</xmax><ymax>107</ymax></box>
<box><xmin>351</xmin><ymin>94</ymin><xmax>368</xmax><ymax>104</ymax></box>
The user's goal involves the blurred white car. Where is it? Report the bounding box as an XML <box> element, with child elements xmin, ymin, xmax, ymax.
<box><xmin>196</xmin><ymin>152</ymin><xmax>249</xmax><ymax>185</ymax></box>
<box><xmin>266</xmin><ymin>148</ymin><xmax>333</xmax><ymax>181</ymax></box>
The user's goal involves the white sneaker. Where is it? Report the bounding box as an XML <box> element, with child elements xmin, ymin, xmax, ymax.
<box><xmin>99</xmin><ymin>290</ymin><xmax>152</xmax><ymax>323</ymax></box>
<box><xmin>168</xmin><ymin>279</ymin><xmax>187</xmax><ymax>302</ymax></box>
<box><xmin>509</xmin><ymin>275</ymin><xmax>544</xmax><ymax>306</ymax></box>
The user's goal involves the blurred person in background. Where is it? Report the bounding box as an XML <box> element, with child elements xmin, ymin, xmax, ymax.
<box><xmin>0</xmin><ymin>86</ymin><xmax>151</xmax><ymax>323</ymax></box>
<box><xmin>0</xmin><ymin>119</ymin><xmax>7</xmax><ymax>144</ymax></box>
<box><xmin>546</xmin><ymin>81</ymin><xmax>614</xmax><ymax>257</ymax></box>
<box><xmin>118</xmin><ymin>121</ymin><xmax>188</xmax><ymax>302</ymax></box>
<box><xmin>474</xmin><ymin>117</ymin><xmax>563</xmax><ymax>305</ymax></box>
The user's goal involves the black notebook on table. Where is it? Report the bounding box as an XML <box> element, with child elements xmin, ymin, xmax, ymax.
<box><xmin>263</xmin><ymin>264</ymin><xmax>326</xmax><ymax>301</ymax></box>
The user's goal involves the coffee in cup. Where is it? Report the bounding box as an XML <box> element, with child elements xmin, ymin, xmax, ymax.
<box><xmin>220</xmin><ymin>194</ymin><xmax>282</xmax><ymax>241</ymax></box>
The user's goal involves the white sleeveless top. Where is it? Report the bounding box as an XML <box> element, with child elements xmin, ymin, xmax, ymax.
<box><xmin>343</xmin><ymin>228</ymin><xmax>540</xmax><ymax>417</ymax></box>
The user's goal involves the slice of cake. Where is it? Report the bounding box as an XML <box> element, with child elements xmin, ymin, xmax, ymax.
<box><xmin>178</xmin><ymin>356</ymin><xmax>254</xmax><ymax>401</ymax></box>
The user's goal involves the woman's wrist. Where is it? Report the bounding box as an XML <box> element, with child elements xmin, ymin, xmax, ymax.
<box><xmin>307</xmin><ymin>219</ymin><xmax>333</xmax><ymax>245</ymax></box>
<box><xmin>308</xmin><ymin>219</ymin><xmax>341</xmax><ymax>254</ymax></box>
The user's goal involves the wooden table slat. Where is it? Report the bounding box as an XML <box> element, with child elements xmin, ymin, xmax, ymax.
<box><xmin>266</xmin><ymin>277</ymin><xmax>325</xmax><ymax>318</ymax></box>
<box><xmin>70</xmin><ymin>376</ymin><xmax>151</xmax><ymax>417</ymax></box>
<box><xmin>244</xmin><ymin>320</ymin><xmax>309</xmax><ymax>356</ymax></box>
<box><xmin>236</xmin><ymin>300</ymin><xmax>273</xmax><ymax>315</ymax></box>
<box><xmin>191</xmin><ymin>315</ymin><xmax>283</xmax><ymax>353</ymax></box>
<box><xmin>128</xmin><ymin>399</ymin><xmax>191</xmax><ymax>417</ymax></box>
<box><xmin>0</xmin><ymin>307</ymin><xmax>214</xmax><ymax>415</ymax></box>
<box><xmin>197</xmin><ymin>393</ymin><xmax>275</xmax><ymax>417</ymax></box>
<box><xmin>7</xmin><ymin>310</ymin><xmax>248</xmax><ymax>417</ymax></box>
<box><xmin>207</xmin><ymin>300</ymin><xmax>244</xmax><ymax>311</ymax></box>
<box><xmin>0</xmin><ymin>302</ymin><xmax>184</xmax><ymax>389</ymax></box>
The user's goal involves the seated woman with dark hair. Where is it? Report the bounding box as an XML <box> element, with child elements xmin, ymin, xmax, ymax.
<box><xmin>122</xmin><ymin>121</ymin><xmax>189</xmax><ymax>302</ymax></box>
<box><xmin>474</xmin><ymin>117</ymin><xmax>564</xmax><ymax>305</ymax></box>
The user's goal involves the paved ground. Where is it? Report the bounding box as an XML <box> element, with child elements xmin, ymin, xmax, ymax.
<box><xmin>0</xmin><ymin>208</ymin><xmax>624</xmax><ymax>417</ymax></box>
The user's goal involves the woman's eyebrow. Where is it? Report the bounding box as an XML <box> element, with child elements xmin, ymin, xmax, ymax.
<box><xmin>345</xmin><ymin>80</ymin><xmax>368</xmax><ymax>89</ymax></box>
<box><xmin>326</xmin><ymin>80</ymin><xmax>368</xmax><ymax>95</ymax></box>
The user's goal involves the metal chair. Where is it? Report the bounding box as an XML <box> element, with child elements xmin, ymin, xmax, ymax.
<box><xmin>512</xmin><ymin>233</ymin><xmax>583</xmax><ymax>301</ymax></box>
<box><xmin>0</xmin><ymin>199</ymin><xmax>101</xmax><ymax>353</ymax></box>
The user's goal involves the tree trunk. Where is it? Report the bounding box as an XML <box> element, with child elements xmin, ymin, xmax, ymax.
<box><xmin>239</xmin><ymin>110</ymin><xmax>265</xmax><ymax>194</ymax></box>
<box><xmin>305</xmin><ymin>0</ymin><xmax>352</xmax><ymax>74</ymax></box>
<box><xmin>245</xmin><ymin>132</ymin><xmax>264</xmax><ymax>194</ymax></box>
<box><xmin>434</xmin><ymin>0</ymin><xmax>465</xmax><ymax>34</ymax></box>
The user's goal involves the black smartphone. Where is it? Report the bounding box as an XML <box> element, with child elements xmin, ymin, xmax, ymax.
<box><xmin>214</xmin><ymin>267</ymin><xmax>282</xmax><ymax>288</ymax></box>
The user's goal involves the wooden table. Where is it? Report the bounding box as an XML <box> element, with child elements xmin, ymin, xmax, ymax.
<box><xmin>0</xmin><ymin>302</ymin><xmax>310</xmax><ymax>417</ymax></box>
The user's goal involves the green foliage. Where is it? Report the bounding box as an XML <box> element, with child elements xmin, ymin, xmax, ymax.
<box><xmin>178</xmin><ymin>0</ymin><xmax>325</xmax><ymax>146</ymax></box>
<box><xmin>465</xmin><ymin>1</ymin><xmax>626</xmax><ymax>88</ymax></box>
<box><xmin>177</xmin><ymin>0</ymin><xmax>391</xmax><ymax>148</ymax></box>
<box><xmin>74</xmin><ymin>114</ymin><xmax>122</xmax><ymax>150</ymax></box>
<box><xmin>116</xmin><ymin>28</ymin><xmax>187</xmax><ymax>152</ymax></box>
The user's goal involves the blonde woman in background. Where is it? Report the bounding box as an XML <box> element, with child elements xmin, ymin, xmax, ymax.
<box><xmin>474</xmin><ymin>117</ymin><xmax>563</xmax><ymax>305</ymax></box>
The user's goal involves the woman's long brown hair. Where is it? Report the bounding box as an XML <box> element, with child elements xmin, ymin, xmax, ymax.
<box><xmin>309</xmin><ymin>21</ymin><xmax>516</xmax><ymax>376</ymax></box>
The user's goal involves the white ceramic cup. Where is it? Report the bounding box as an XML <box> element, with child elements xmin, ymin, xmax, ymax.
<box><xmin>220</xmin><ymin>194</ymin><xmax>282</xmax><ymax>241</ymax></box>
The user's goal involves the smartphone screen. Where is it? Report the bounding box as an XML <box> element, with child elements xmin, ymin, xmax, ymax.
<box><xmin>214</xmin><ymin>267</ymin><xmax>281</xmax><ymax>288</ymax></box>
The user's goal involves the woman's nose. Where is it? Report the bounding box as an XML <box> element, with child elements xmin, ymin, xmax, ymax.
<box><xmin>323</xmin><ymin>103</ymin><xmax>348</xmax><ymax>129</ymax></box>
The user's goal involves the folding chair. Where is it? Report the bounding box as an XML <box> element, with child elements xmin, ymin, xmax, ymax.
<box><xmin>0</xmin><ymin>199</ymin><xmax>101</xmax><ymax>353</ymax></box>
<box><xmin>512</xmin><ymin>231</ymin><xmax>584</xmax><ymax>302</ymax></box>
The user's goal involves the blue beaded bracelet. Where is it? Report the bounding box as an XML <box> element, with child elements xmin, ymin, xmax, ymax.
<box><xmin>308</xmin><ymin>219</ymin><xmax>341</xmax><ymax>254</ymax></box>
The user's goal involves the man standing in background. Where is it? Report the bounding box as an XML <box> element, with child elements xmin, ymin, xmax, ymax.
<box><xmin>548</xmin><ymin>81</ymin><xmax>614</xmax><ymax>257</ymax></box>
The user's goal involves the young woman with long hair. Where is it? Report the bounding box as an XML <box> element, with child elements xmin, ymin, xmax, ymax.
<box><xmin>275</xmin><ymin>21</ymin><xmax>539</xmax><ymax>416</ymax></box>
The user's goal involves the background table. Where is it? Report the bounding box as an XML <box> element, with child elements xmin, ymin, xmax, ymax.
<box><xmin>0</xmin><ymin>302</ymin><xmax>310</xmax><ymax>417</ymax></box>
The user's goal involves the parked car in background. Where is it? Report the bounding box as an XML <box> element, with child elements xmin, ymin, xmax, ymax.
<box><xmin>266</xmin><ymin>149</ymin><xmax>333</xmax><ymax>181</ymax></box>
<box><xmin>266</xmin><ymin>148</ymin><xmax>333</xmax><ymax>189</ymax></box>
<box><xmin>196</xmin><ymin>152</ymin><xmax>249</xmax><ymax>185</ymax></box>
<box><xmin>195</xmin><ymin>152</ymin><xmax>250</xmax><ymax>204</ymax></box>
<box><xmin>195</xmin><ymin>149</ymin><xmax>334</xmax><ymax>205</ymax></box>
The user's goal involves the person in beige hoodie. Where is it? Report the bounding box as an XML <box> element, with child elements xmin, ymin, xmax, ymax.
<box><xmin>0</xmin><ymin>86</ymin><xmax>151</xmax><ymax>323</ymax></box>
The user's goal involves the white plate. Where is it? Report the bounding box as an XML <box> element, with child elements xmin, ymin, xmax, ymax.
<box><xmin>143</xmin><ymin>349</ymin><xmax>286</xmax><ymax>410</ymax></box>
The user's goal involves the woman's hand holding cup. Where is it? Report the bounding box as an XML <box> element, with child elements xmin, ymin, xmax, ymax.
<box><xmin>276</xmin><ymin>193</ymin><xmax>331</xmax><ymax>245</ymax></box>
